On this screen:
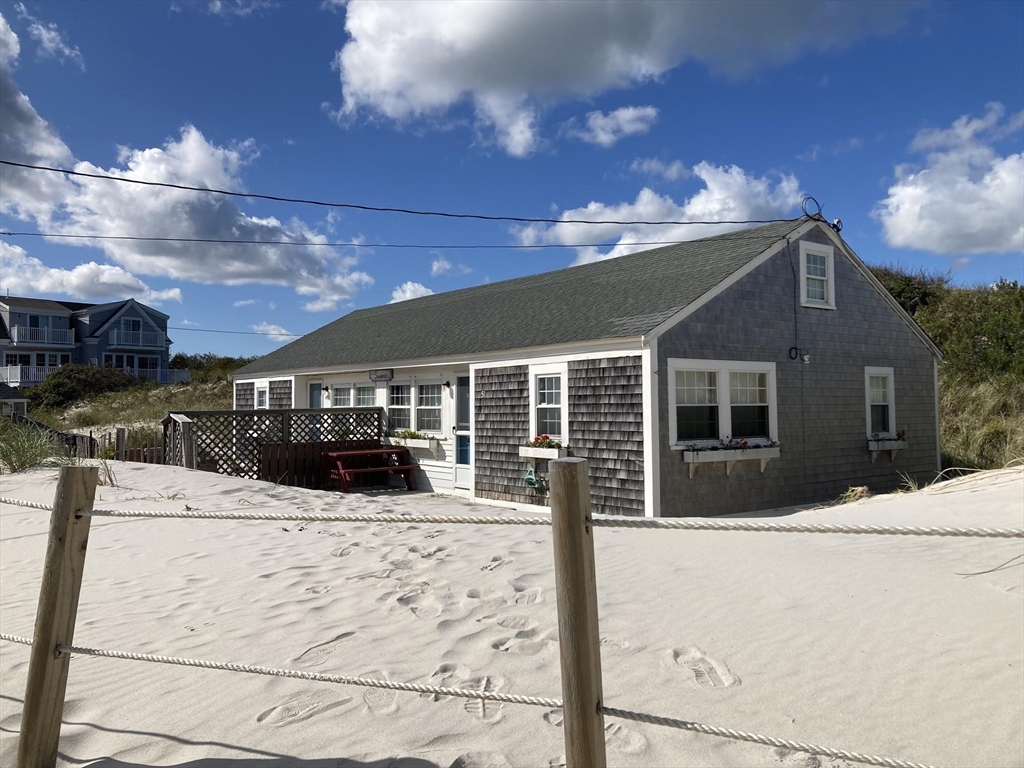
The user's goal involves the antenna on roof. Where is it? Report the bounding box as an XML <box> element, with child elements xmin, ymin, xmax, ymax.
<box><xmin>800</xmin><ymin>195</ymin><xmax>823</xmax><ymax>219</ymax></box>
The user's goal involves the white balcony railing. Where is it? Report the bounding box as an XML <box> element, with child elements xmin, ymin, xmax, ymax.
<box><xmin>10</xmin><ymin>326</ymin><xmax>74</xmax><ymax>345</ymax></box>
<box><xmin>0</xmin><ymin>365</ymin><xmax>59</xmax><ymax>385</ymax></box>
<box><xmin>108</xmin><ymin>329</ymin><xmax>166</xmax><ymax>348</ymax></box>
<box><xmin>0</xmin><ymin>365</ymin><xmax>189</xmax><ymax>387</ymax></box>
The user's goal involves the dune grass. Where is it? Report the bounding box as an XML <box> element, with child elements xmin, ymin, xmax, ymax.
<box><xmin>939</xmin><ymin>371</ymin><xmax>1024</xmax><ymax>470</ymax></box>
<box><xmin>0</xmin><ymin>419</ymin><xmax>76</xmax><ymax>474</ymax></box>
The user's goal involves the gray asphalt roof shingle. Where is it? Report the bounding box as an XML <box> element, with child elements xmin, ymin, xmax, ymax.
<box><xmin>0</xmin><ymin>296</ymin><xmax>97</xmax><ymax>312</ymax></box>
<box><xmin>0</xmin><ymin>382</ymin><xmax>26</xmax><ymax>401</ymax></box>
<box><xmin>234</xmin><ymin>219</ymin><xmax>807</xmax><ymax>377</ymax></box>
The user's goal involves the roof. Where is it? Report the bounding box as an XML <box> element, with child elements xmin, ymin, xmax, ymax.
<box><xmin>0</xmin><ymin>296</ymin><xmax>97</xmax><ymax>312</ymax></box>
<box><xmin>235</xmin><ymin>219</ymin><xmax>807</xmax><ymax>377</ymax></box>
<box><xmin>0</xmin><ymin>382</ymin><xmax>27</xmax><ymax>401</ymax></box>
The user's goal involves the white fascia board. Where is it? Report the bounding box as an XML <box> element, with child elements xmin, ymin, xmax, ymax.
<box><xmin>814</xmin><ymin>225</ymin><xmax>943</xmax><ymax>361</ymax></box>
<box><xmin>92</xmin><ymin>299</ymin><xmax>162</xmax><ymax>337</ymax></box>
<box><xmin>641</xmin><ymin>339</ymin><xmax>660</xmax><ymax>517</ymax></box>
<box><xmin>644</xmin><ymin>220</ymin><xmax>816</xmax><ymax>343</ymax></box>
<box><xmin>231</xmin><ymin>336</ymin><xmax>645</xmax><ymax>382</ymax></box>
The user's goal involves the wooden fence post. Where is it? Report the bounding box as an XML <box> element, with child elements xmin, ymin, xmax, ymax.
<box><xmin>549</xmin><ymin>457</ymin><xmax>607</xmax><ymax>768</ymax></box>
<box><xmin>18</xmin><ymin>466</ymin><xmax>98</xmax><ymax>768</ymax></box>
<box><xmin>114</xmin><ymin>428</ymin><xmax>126</xmax><ymax>462</ymax></box>
<box><xmin>181</xmin><ymin>419</ymin><xmax>195</xmax><ymax>470</ymax></box>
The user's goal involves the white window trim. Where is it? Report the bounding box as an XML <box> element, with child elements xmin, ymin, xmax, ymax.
<box><xmin>667</xmin><ymin>358</ymin><xmax>778</xmax><ymax>449</ymax></box>
<box><xmin>330</xmin><ymin>384</ymin><xmax>353</xmax><ymax>408</ymax></box>
<box><xmin>528</xmin><ymin>362</ymin><xmax>569</xmax><ymax>443</ymax></box>
<box><xmin>255</xmin><ymin>386</ymin><xmax>268</xmax><ymax>410</ymax></box>
<box><xmin>388</xmin><ymin>382</ymin><xmax>412</xmax><ymax>431</ymax></box>
<box><xmin>354</xmin><ymin>384</ymin><xmax>378</xmax><ymax>408</ymax></box>
<box><xmin>864</xmin><ymin>366</ymin><xmax>896</xmax><ymax>439</ymax></box>
<box><xmin>414</xmin><ymin>380</ymin><xmax>444</xmax><ymax>435</ymax></box>
<box><xmin>799</xmin><ymin>241</ymin><xmax>836</xmax><ymax>310</ymax></box>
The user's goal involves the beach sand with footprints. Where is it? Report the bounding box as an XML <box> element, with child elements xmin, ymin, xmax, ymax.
<box><xmin>1</xmin><ymin>463</ymin><xmax>1021</xmax><ymax>767</ymax></box>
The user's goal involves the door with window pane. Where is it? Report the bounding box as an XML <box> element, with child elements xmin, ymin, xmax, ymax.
<box><xmin>454</xmin><ymin>375</ymin><xmax>471</xmax><ymax>490</ymax></box>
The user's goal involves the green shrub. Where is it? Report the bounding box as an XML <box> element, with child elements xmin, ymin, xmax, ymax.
<box><xmin>170</xmin><ymin>352</ymin><xmax>260</xmax><ymax>383</ymax></box>
<box><xmin>0</xmin><ymin>419</ymin><xmax>75</xmax><ymax>473</ymax></box>
<box><xmin>27</xmin><ymin>365</ymin><xmax>147</xmax><ymax>411</ymax></box>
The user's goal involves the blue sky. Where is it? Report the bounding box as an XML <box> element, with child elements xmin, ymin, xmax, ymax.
<box><xmin>0</xmin><ymin>0</ymin><xmax>1021</xmax><ymax>357</ymax></box>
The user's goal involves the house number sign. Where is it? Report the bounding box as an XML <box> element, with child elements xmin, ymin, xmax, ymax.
<box><xmin>368</xmin><ymin>369</ymin><xmax>394</xmax><ymax>382</ymax></box>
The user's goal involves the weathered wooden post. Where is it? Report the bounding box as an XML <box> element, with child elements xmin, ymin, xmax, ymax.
<box><xmin>18</xmin><ymin>466</ymin><xmax>98</xmax><ymax>768</ymax></box>
<box><xmin>549</xmin><ymin>457</ymin><xmax>607</xmax><ymax>768</ymax></box>
<box><xmin>180</xmin><ymin>419</ymin><xmax>195</xmax><ymax>470</ymax></box>
<box><xmin>114</xmin><ymin>428</ymin><xmax>126</xmax><ymax>462</ymax></box>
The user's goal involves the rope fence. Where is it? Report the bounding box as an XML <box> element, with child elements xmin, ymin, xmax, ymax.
<box><xmin>3</xmin><ymin>496</ymin><xmax>1021</xmax><ymax>539</ymax></box>
<box><xmin>0</xmin><ymin>632</ymin><xmax>936</xmax><ymax>768</ymax></box>
<box><xmin>4</xmin><ymin>460</ymin><xmax>1014</xmax><ymax>768</ymax></box>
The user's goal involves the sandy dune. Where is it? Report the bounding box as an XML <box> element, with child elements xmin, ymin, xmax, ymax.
<box><xmin>1</xmin><ymin>463</ymin><xmax>1021</xmax><ymax>768</ymax></box>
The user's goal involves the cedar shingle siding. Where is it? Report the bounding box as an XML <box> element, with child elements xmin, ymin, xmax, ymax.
<box><xmin>657</xmin><ymin>228</ymin><xmax>938</xmax><ymax>516</ymax></box>
<box><xmin>569</xmin><ymin>357</ymin><xmax>645</xmax><ymax>516</ymax></box>
<box><xmin>235</xmin><ymin>382</ymin><xmax>254</xmax><ymax>410</ymax></box>
<box><xmin>269</xmin><ymin>380</ymin><xmax>292</xmax><ymax>409</ymax></box>
<box><xmin>474</xmin><ymin>366</ymin><xmax>541</xmax><ymax>505</ymax></box>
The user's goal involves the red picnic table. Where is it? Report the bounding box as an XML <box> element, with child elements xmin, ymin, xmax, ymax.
<box><xmin>320</xmin><ymin>447</ymin><xmax>417</xmax><ymax>493</ymax></box>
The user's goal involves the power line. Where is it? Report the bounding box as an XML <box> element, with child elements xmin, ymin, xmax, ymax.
<box><xmin>0</xmin><ymin>160</ymin><xmax>803</xmax><ymax>228</ymax></box>
<box><xmin>0</xmin><ymin>229</ymin><xmax>785</xmax><ymax>251</ymax></box>
<box><xmin>169</xmin><ymin>326</ymin><xmax>300</xmax><ymax>338</ymax></box>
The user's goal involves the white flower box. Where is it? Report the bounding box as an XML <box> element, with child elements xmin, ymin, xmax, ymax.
<box><xmin>867</xmin><ymin>439</ymin><xmax>906</xmax><ymax>463</ymax></box>
<box><xmin>385</xmin><ymin>436</ymin><xmax>440</xmax><ymax>457</ymax></box>
<box><xmin>519</xmin><ymin>445</ymin><xmax>568</xmax><ymax>461</ymax></box>
<box><xmin>681</xmin><ymin>446</ymin><xmax>780</xmax><ymax>478</ymax></box>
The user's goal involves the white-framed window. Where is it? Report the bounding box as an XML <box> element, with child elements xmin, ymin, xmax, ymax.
<box><xmin>529</xmin><ymin>362</ymin><xmax>569</xmax><ymax>442</ymax></box>
<box><xmin>388</xmin><ymin>383</ymin><xmax>411</xmax><ymax>430</ymax></box>
<box><xmin>799</xmin><ymin>241</ymin><xmax>836</xmax><ymax>309</ymax></box>
<box><xmin>256</xmin><ymin>387</ymin><xmax>268</xmax><ymax>409</ymax></box>
<box><xmin>416</xmin><ymin>383</ymin><xmax>443</xmax><ymax>433</ymax></box>
<box><xmin>332</xmin><ymin>386</ymin><xmax>352</xmax><ymax>407</ymax></box>
<box><xmin>864</xmin><ymin>367</ymin><xmax>895</xmax><ymax>438</ymax></box>
<box><xmin>355</xmin><ymin>385</ymin><xmax>376</xmax><ymax>407</ymax></box>
<box><xmin>668</xmin><ymin>359</ymin><xmax>777</xmax><ymax>447</ymax></box>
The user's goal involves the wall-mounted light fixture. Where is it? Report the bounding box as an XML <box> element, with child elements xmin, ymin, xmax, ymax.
<box><xmin>443</xmin><ymin>380</ymin><xmax>451</xmax><ymax>389</ymax></box>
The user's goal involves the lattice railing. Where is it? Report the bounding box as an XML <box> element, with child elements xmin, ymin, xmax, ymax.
<box><xmin>163</xmin><ymin>408</ymin><xmax>385</xmax><ymax>480</ymax></box>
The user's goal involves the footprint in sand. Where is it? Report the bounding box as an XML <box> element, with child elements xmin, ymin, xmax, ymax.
<box><xmin>420</xmin><ymin>662</ymin><xmax>471</xmax><ymax>701</ymax></box>
<box><xmin>295</xmin><ymin>631</ymin><xmax>356</xmax><ymax>666</ymax></box>
<box><xmin>463</xmin><ymin>676</ymin><xmax>505</xmax><ymax>723</ymax></box>
<box><xmin>256</xmin><ymin>690</ymin><xmax>352</xmax><ymax>726</ymax></box>
<box><xmin>380</xmin><ymin>583</ymin><xmax>443</xmax><ymax>619</ymax></box>
<box><xmin>304</xmin><ymin>585</ymin><xmax>331</xmax><ymax>595</ymax></box>
<box><xmin>663</xmin><ymin>646</ymin><xmax>740</xmax><ymax>688</ymax></box>
<box><xmin>599</xmin><ymin>637</ymin><xmax>643</xmax><ymax>656</ymax></box>
<box><xmin>543</xmin><ymin>709</ymin><xmax>563</xmax><ymax>727</ymax></box>
<box><xmin>509</xmin><ymin>581</ymin><xmax>543</xmax><ymax>605</ymax></box>
<box><xmin>478</xmin><ymin>614</ymin><xmax>538</xmax><ymax>632</ymax></box>
<box><xmin>462</xmin><ymin>588</ymin><xmax>508</xmax><ymax>611</ymax></box>
<box><xmin>604</xmin><ymin>722</ymin><xmax>649</xmax><ymax>754</ymax></box>
<box><xmin>362</xmin><ymin>670</ymin><xmax>399</xmax><ymax>715</ymax></box>
<box><xmin>482</xmin><ymin>555</ymin><xmax>513</xmax><ymax>572</ymax></box>
<box><xmin>491</xmin><ymin>628</ymin><xmax>556</xmax><ymax>656</ymax></box>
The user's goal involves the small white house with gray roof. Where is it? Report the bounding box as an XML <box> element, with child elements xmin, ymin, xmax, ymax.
<box><xmin>231</xmin><ymin>216</ymin><xmax>942</xmax><ymax>517</ymax></box>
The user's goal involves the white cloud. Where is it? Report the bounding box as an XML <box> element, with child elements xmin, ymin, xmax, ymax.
<box><xmin>873</xmin><ymin>103</ymin><xmax>1024</xmax><ymax>255</ymax></box>
<box><xmin>430</xmin><ymin>257</ymin><xmax>452</xmax><ymax>276</ymax></box>
<box><xmin>335</xmin><ymin>0</ymin><xmax>918</xmax><ymax>155</ymax></box>
<box><xmin>179</xmin><ymin>319</ymin><xmax>200</xmax><ymax>325</ymax></box>
<box><xmin>205</xmin><ymin>0</ymin><xmax>277</xmax><ymax>17</ymax></box>
<box><xmin>0</xmin><ymin>241</ymin><xmax>182</xmax><ymax>304</ymax></box>
<box><xmin>14</xmin><ymin>3</ymin><xmax>84</xmax><ymax>70</ymax></box>
<box><xmin>567</xmin><ymin>106</ymin><xmax>658</xmax><ymax>147</ymax></box>
<box><xmin>390</xmin><ymin>281</ymin><xmax>434</xmax><ymax>303</ymax></box>
<box><xmin>630</xmin><ymin>157</ymin><xmax>688</xmax><ymax>181</ymax></box>
<box><xmin>233</xmin><ymin>299</ymin><xmax>257</xmax><ymax>307</ymax></box>
<box><xmin>251</xmin><ymin>322</ymin><xmax>296</xmax><ymax>343</ymax></box>
<box><xmin>519</xmin><ymin>162</ymin><xmax>802</xmax><ymax>264</ymax></box>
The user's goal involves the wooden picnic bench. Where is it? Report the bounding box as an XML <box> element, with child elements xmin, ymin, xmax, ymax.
<box><xmin>321</xmin><ymin>447</ymin><xmax>417</xmax><ymax>493</ymax></box>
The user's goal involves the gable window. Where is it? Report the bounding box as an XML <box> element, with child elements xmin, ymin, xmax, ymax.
<box><xmin>668</xmin><ymin>359</ymin><xmax>777</xmax><ymax>447</ymax></box>
<box><xmin>528</xmin><ymin>363</ymin><xmax>569</xmax><ymax>442</ymax></box>
<box><xmin>256</xmin><ymin>387</ymin><xmax>268</xmax><ymax>409</ymax></box>
<box><xmin>332</xmin><ymin>386</ymin><xmax>351</xmax><ymax>407</ymax></box>
<box><xmin>416</xmin><ymin>383</ymin><xmax>443</xmax><ymax>433</ymax></box>
<box><xmin>388</xmin><ymin>384</ymin><xmax>411</xmax><ymax>430</ymax></box>
<box><xmin>355</xmin><ymin>386</ymin><xmax>376</xmax><ymax>407</ymax></box>
<box><xmin>865</xmin><ymin>367</ymin><xmax>895</xmax><ymax>438</ymax></box>
<box><xmin>799</xmin><ymin>241</ymin><xmax>836</xmax><ymax>309</ymax></box>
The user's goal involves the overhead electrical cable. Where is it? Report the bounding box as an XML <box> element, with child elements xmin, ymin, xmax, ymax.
<box><xmin>0</xmin><ymin>229</ymin><xmax>782</xmax><ymax>251</ymax></box>
<box><xmin>0</xmin><ymin>160</ymin><xmax>804</xmax><ymax>227</ymax></box>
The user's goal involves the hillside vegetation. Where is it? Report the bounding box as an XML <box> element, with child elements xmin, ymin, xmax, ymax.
<box><xmin>869</xmin><ymin>268</ymin><xmax>1023</xmax><ymax>470</ymax></box>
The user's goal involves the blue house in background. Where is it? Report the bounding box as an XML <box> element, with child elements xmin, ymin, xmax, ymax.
<box><xmin>0</xmin><ymin>295</ymin><xmax>189</xmax><ymax>388</ymax></box>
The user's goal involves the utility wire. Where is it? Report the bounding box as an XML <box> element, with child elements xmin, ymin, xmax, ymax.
<box><xmin>169</xmin><ymin>326</ymin><xmax>300</xmax><ymax>338</ymax></box>
<box><xmin>0</xmin><ymin>229</ymin><xmax>784</xmax><ymax>251</ymax></box>
<box><xmin>0</xmin><ymin>160</ymin><xmax>803</xmax><ymax>227</ymax></box>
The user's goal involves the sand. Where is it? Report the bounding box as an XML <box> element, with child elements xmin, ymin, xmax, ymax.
<box><xmin>1</xmin><ymin>463</ymin><xmax>1022</xmax><ymax>768</ymax></box>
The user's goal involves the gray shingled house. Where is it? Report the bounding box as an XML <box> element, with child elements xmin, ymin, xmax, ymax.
<box><xmin>231</xmin><ymin>217</ymin><xmax>941</xmax><ymax>517</ymax></box>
